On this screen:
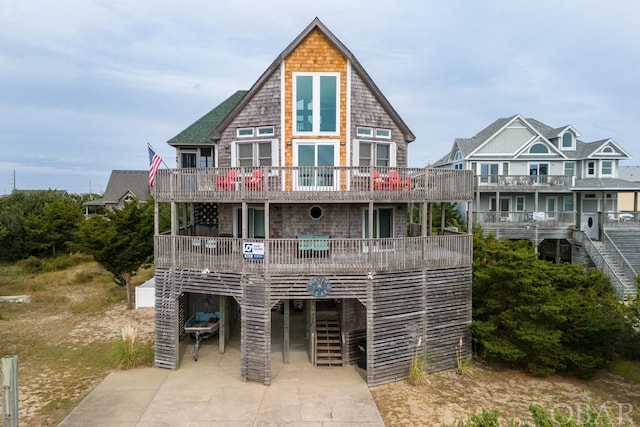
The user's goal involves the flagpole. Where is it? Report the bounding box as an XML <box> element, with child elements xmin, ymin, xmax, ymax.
<box><xmin>148</xmin><ymin>143</ymin><xmax>171</xmax><ymax>169</ymax></box>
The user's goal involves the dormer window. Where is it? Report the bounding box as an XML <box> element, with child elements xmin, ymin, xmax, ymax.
<box><xmin>529</xmin><ymin>143</ymin><xmax>549</xmax><ymax>154</ymax></box>
<box><xmin>562</xmin><ymin>133</ymin><xmax>573</xmax><ymax>148</ymax></box>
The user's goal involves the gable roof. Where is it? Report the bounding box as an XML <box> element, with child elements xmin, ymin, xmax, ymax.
<box><xmin>85</xmin><ymin>170</ymin><xmax>150</xmax><ymax>206</ymax></box>
<box><xmin>618</xmin><ymin>166</ymin><xmax>640</xmax><ymax>182</ymax></box>
<box><xmin>210</xmin><ymin>18</ymin><xmax>415</xmax><ymax>142</ymax></box>
<box><xmin>436</xmin><ymin>114</ymin><xmax>630</xmax><ymax>166</ymax></box>
<box><xmin>168</xmin><ymin>90</ymin><xmax>248</xmax><ymax>146</ymax></box>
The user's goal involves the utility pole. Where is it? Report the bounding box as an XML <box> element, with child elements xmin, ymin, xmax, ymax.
<box><xmin>13</xmin><ymin>169</ymin><xmax>16</xmax><ymax>191</ymax></box>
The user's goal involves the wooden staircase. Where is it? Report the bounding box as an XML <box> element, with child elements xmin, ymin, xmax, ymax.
<box><xmin>315</xmin><ymin>310</ymin><xmax>343</xmax><ymax>367</ymax></box>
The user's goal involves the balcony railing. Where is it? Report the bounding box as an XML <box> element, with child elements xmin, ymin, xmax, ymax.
<box><xmin>474</xmin><ymin>175</ymin><xmax>574</xmax><ymax>191</ymax></box>
<box><xmin>473</xmin><ymin>210</ymin><xmax>576</xmax><ymax>227</ymax></box>
<box><xmin>154</xmin><ymin>234</ymin><xmax>472</xmax><ymax>275</ymax></box>
<box><xmin>603</xmin><ymin>211</ymin><xmax>640</xmax><ymax>228</ymax></box>
<box><xmin>150</xmin><ymin>167</ymin><xmax>473</xmax><ymax>203</ymax></box>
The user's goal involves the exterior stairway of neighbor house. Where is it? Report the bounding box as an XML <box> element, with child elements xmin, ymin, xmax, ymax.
<box><xmin>588</xmin><ymin>229</ymin><xmax>639</xmax><ymax>300</ymax></box>
<box><xmin>315</xmin><ymin>309</ymin><xmax>343</xmax><ymax>367</ymax></box>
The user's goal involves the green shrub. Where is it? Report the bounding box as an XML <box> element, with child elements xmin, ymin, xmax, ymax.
<box><xmin>18</xmin><ymin>256</ymin><xmax>43</xmax><ymax>273</ymax></box>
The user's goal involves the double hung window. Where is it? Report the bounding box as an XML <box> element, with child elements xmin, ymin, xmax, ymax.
<box><xmin>359</xmin><ymin>142</ymin><xmax>391</xmax><ymax>167</ymax></box>
<box><xmin>236</xmin><ymin>141</ymin><xmax>273</xmax><ymax>167</ymax></box>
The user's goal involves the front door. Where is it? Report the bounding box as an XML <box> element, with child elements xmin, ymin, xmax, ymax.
<box><xmin>582</xmin><ymin>213</ymin><xmax>599</xmax><ymax>239</ymax></box>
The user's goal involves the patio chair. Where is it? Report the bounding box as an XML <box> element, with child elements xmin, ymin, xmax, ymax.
<box><xmin>372</xmin><ymin>170</ymin><xmax>390</xmax><ymax>191</ymax></box>
<box><xmin>389</xmin><ymin>170</ymin><xmax>410</xmax><ymax>190</ymax></box>
<box><xmin>244</xmin><ymin>170</ymin><xmax>264</xmax><ymax>191</ymax></box>
<box><xmin>216</xmin><ymin>170</ymin><xmax>238</xmax><ymax>191</ymax></box>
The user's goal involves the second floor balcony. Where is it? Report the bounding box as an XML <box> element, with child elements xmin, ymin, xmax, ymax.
<box><xmin>474</xmin><ymin>210</ymin><xmax>577</xmax><ymax>228</ymax></box>
<box><xmin>474</xmin><ymin>175</ymin><xmax>575</xmax><ymax>192</ymax></box>
<box><xmin>150</xmin><ymin>167</ymin><xmax>473</xmax><ymax>203</ymax></box>
<box><xmin>155</xmin><ymin>234</ymin><xmax>472</xmax><ymax>275</ymax></box>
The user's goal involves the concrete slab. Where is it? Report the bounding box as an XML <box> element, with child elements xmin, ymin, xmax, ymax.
<box><xmin>58</xmin><ymin>334</ymin><xmax>384</xmax><ymax>427</ymax></box>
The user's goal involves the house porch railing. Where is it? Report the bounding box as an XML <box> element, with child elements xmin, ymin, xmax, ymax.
<box><xmin>154</xmin><ymin>234</ymin><xmax>472</xmax><ymax>275</ymax></box>
<box><xmin>474</xmin><ymin>175</ymin><xmax>574</xmax><ymax>191</ymax></box>
<box><xmin>150</xmin><ymin>166</ymin><xmax>473</xmax><ymax>203</ymax></box>
<box><xmin>472</xmin><ymin>210</ymin><xmax>576</xmax><ymax>227</ymax></box>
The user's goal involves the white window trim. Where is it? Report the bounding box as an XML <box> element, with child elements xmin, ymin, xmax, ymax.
<box><xmin>257</xmin><ymin>126</ymin><xmax>275</xmax><ymax>136</ymax></box>
<box><xmin>292</xmin><ymin>72</ymin><xmax>340</xmax><ymax>136</ymax></box>
<box><xmin>529</xmin><ymin>143</ymin><xmax>552</xmax><ymax>155</ymax></box>
<box><xmin>237</xmin><ymin>128</ymin><xmax>254</xmax><ymax>138</ymax></box>
<box><xmin>353</xmin><ymin>139</ymin><xmax>397</xmax><ymax>174</ymax></box>
<box><xmin>586</xmin><ymin>161</ymin><xmax>596</xmax><ymax>177</ymax></box>
<box><xmin>292</xmin><ymin>139</ymin><xmax>340</xmax><ymax>190</ymax></box>
<box><xmin>375</xmin><ymin>128</ymin><xmax>392</xmax><ymax>139</ymax></box>
<box><xmin>230</xmin><ymin>139</ymin><xmax>279</xmax><ymax>170</ymax></box>
<box><xmin>600</xmin><ymin>160</ymin><xmax>614</xmax><ymax>177</ymax></box>
<box><xmin>356</xmin><ymin>127</ymin><xmax>373</xmax><ymax>137</ymax></box>
<box><xmin>560</xmin><ymin>132</ymin><xmax>575</xmax><ymax>150</ymax></box>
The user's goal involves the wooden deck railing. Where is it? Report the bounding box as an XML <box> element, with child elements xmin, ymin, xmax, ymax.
<box><xmin>474</xmin><ymin>175</ymin><xmax>574</xmax><ymax>191</ymax></box>
<box><xmin>154</xmin><ymin>234</ymin><xmax>472</xmax><ymax>274</ymax></box>
<box><xmin>150</xmin><ymin>167</ymin><xmax>473</xmax><ymax>203</ymax></box>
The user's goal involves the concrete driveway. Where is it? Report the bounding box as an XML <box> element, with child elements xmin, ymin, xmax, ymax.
<box><xmin>58</xmin><ymin>330</ymin><xmax>385</xmax><ymax>426</ymax></box>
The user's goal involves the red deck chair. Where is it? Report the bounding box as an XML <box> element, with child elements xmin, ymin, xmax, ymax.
<box><xmin>215</xmin><ymin>170</ymin><xmax>238</xmax><ymax>191</ymax></box>
<box><xmin>389</xmin><ymin>171</ymin><xmax>410</xmax><ymax>190</ymax></box>
<box><xmin>244</xmin><ymin>170</ymin><xmax>264</xmax><ymax>191</ymax></box>
<box><xmin>372</xmin><ymin>170</ymin><xmax>390</xmax><ymax>190</ymax></box>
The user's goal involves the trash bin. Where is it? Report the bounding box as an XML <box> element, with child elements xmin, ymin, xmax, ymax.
<box><xmin>357</xmin><ymin>339</ymin><xmax>366</xmax><ymax>370</ymax></box>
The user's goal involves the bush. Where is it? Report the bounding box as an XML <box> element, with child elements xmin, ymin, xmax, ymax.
<box><xmin>18</xmin><ymin>256</ymin><xmax>43</xmax><ymax>273</ymax></box>
<box><xmin>471</xmin><ymin>232</ymin><xmax>636</xmax><ymax>378</ymax></box>
<box><xmin>112</xmin><ymin>326</ymin><xmax>154</xmax><ymax>369</ymax></box>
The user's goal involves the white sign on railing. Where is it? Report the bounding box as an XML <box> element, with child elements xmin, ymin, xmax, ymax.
<box><xmin>243</xmin><ymin>242</ymin><xmax>264</xmax><ymax>259</ymax></box>
<box><xmin>533</xmin><ymin>211</ymin><xmax>545</xmax><ymax>221</ymax></box>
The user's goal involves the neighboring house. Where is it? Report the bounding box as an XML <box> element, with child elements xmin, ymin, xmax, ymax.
<box><xmin>618</xmin><ymin>166</ymin><xmax>640</xmax><ymax>212</ymax></box>
<box><xmin>433</xmin><ymin>114</ymin><xmax>640</xmax><ymax>299</ymax></box>
<box><xmin>84</xmin><ymin>170</ymin><xmax>150</xmax><ymax>215</ymax></box>
<box><xmin>149</xmin><ymin>18</ymin><xmax>474</xmax><ymax>386</ymax></box>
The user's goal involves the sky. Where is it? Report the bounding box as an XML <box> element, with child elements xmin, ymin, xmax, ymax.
<box><xmin>1</xmin><ymin>0</ymin><xmax>640</xmax><ymax>195</ymax></box>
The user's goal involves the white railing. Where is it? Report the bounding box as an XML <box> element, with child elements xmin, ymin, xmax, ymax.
<box><xmin>473</xmin><ymin>210</ymin><xmax>576</xmax><ymax>225</ymax></box>
<box><xmin>474</xmin><ymin>175</ymin><xmax>574</xmax><ymax>190</ymax></box>
<box><xmin>582</xmin><ymin>234</ymin><xmax>627</xmax><ymax>300</ymax></box>
<box><xmin>602</xmin><ymin>230</ymin><xmax>638</xmax><ymax>287</ymax></box>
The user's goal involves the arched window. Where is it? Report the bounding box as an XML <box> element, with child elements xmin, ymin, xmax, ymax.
<box><xmin>529</xmin><ymin>143</ymin><xmax>549</xmax><ymax>154</ymax></box>
<box><xmin>562</xmin><ymin>133</ymin><xmax>573</xmax><ymax>148</ymax></box>
<box><xmin>602</xmin><ymin>146</ymin><xmax>613</xmax><ymax>153</ymax></box>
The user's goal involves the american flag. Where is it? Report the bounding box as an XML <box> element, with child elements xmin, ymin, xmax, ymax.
<box><xmin>148</xmin><ymin>146</ymin><xmax>163</xmax><ymax>187</ymax></box>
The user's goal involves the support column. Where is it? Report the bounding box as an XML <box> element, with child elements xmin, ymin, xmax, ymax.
<box><xmin>154</xmin><ymin>201</ymin><xmax>159</xmax><ymax>236</ymax></box>
<box><xmin>440</xmin><ymin>203</ymin><xmax>446</xmax><ymax>234</ymax></box>
<box><xmin>284</xmin><ymin>299</ymin><xmax>290</xmax><ymax>364</ymax></box>
<box><xmin>428</xmin><ymin>203</ymin><xmax>433</xmax><ymax>236</ymax></box>
<box><xmin>368</xmin><ymin>201</ymin><xmax>374</xmax><ymax>263</ymax></box>
<box><xmin>242</xmin><ymin>202</ymin><xmax>248</xmax><ymax>239</ymax></box>
<box><xmin>219</xmin><ymin>296</ymin><xmax>226</xmax><ymax>354</ymax></box>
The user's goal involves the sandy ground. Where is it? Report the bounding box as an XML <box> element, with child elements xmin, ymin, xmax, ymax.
<box><xmin>10</xmin><ymin>303</ymin><xmax>156</xmax><ymax>426</ymax></box>
<box><xmin>371</xmin><ymin>363</ymin><xmax>640</xmax><ymax>426</ymax></box>
<box><xmin>8</xmin><ymin>303</ymin><xmax>639</xmax><ymax>426</ymax></box>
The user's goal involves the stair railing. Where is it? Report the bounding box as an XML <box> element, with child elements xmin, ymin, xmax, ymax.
<box><xmin>602</xmin><ymin>230</ymin><xmax>638</xmax><ymax>296</ymax></box>
<box><xmin>582</xmin><ymin>234</ymin><xmax>627</xmax><ymax>300</ymax></box>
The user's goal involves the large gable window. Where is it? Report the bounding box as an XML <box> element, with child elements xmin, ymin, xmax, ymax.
<box><xmin>294</xmin><ymin>73</ymin><xmax>339</xmax><ymax>134</ymax></box>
